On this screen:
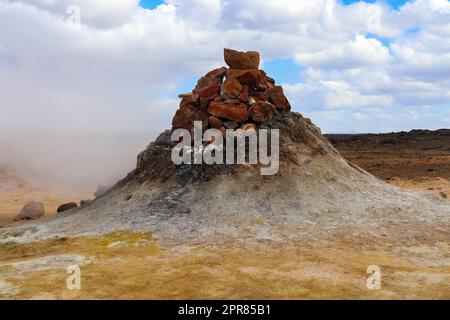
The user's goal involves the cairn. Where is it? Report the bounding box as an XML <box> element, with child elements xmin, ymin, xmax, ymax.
<box><xmin>172</xmin><ymin>48</ymin><xmax>291</xmax><ymax>136</ymax></box>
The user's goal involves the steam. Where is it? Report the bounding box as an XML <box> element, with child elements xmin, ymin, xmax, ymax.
<box><xmin>0</xmin><ymin>128</ymin><xmax>157</xmax><ymax>193</ymax></box>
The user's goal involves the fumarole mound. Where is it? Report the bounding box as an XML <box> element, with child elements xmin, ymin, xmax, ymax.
<box><xmin>1</xmin><ymin>49</ymin><xmax>449</xmax><ymax>248</ymax></box>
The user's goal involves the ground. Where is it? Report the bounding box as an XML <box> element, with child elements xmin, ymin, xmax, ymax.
<box><xmin>0</xmin><ymin>130</ymin><xmax>449</xmax><ymax>299</ymax></box>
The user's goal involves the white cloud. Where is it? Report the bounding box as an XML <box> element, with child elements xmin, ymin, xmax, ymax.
<box><xmin>0</xmin><ymin>0</ymin><xmax>449</xmax><ymax>135</ymax></box>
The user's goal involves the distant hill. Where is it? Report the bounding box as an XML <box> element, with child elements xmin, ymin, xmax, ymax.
<box><xmin>326</xmin><ymin>129</ymin><xmax>450</xmax><ymax>154</ymax></box>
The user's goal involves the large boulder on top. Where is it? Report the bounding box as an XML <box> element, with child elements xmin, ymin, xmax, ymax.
<box><xmin>14</xmin><ymin>201</ymin><xmax>45</xmax><ymax>221</ymax></box>
<box><xmin>224</xmin><ymin>48</ymin><xmax>260</xmax><ymax>70</ymax></box>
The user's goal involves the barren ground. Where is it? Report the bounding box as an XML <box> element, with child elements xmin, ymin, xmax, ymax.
<box><xmin>1</xmin><ymin>130</ymin><xmax>449</xmax><ymax>300</ymax></box>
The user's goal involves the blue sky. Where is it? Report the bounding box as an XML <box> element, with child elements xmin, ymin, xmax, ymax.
<box><xmin>2</xmin><ymin>0</ymin><xmax>449</xmax><ymax>134</ymax></box>
<box><xmin>139</xmin><ymin>0</ymin><xmax>409</xmax><ymax>85</ymax></box>
<box><xmin>140</xmin><ymin>0</ymin><xmax>410</xmax><ymax>104</ymax></box>
<box><xmin>342</xmin><ymin>0</ymin><xmax>408</xmax><ymax>8</ymax></box>
<box><xmin>139</xmin><ymin>0</ymin><xmax>164</xmax><ymax>9</ymax></box>
<box><xmin>140</xmin><ymin>0</ymin><xmax>410</xmax><ymax>10</ymax></box>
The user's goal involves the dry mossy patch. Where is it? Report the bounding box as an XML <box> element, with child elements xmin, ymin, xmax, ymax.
<box><xmin>0</xmin><ymin>231</ymin><xmax>449</xmax><ymax>300</ymax></box>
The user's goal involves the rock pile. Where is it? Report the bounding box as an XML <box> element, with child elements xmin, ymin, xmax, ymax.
<box><xmin>172</xmin><ymin>48</ymin><xmax>291</xmax><ymax>134</ymax></box>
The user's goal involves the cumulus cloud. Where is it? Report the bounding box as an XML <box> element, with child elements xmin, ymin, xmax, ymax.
<box><xmin>0</xmin><ymin>0</ymin><xmax>449</xmax><ymax>133</ymax></box>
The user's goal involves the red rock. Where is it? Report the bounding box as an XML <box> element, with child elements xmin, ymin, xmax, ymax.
<box><xmin>249</xmin><ymin>101</ymin><xmax>276</xmax><ymax>123</ymax></box>
<box><xmin>268</xmin><ymin>86</ymin><xmax>291</xmax><ymax>111</ymax></box>
<box><xmin>180</xmin><ymin>94</ymin><xmax>199</xmax><ymax>109</ymax></box>
<box><xmin>249</xmin><ymin>89</ymin><xmax>269</xmax><ymax>101</ymax></box>
<box><xmin>238</xmin><ymin>85</ymin><xmax>249</xmax><ymax>102</ymax></box>
<box><xmin>200</xmin><ymin>93</ymin><xmax>220</xmax><ymax>109</ymax></box>
<box><xmin>221</xmin><ymin>77</ymin><xmax>243</xmax><ymax>99</ymax></box>
<box><xmin>178</xmin><ymin>93</ymin><xmax>193</xmax><ymax>99</ymax></box>
<box><xmin>224</xmin><ymin>48</ymin><xmax>260</xmax><ymax>70</ymax></box>
<box><xmin>205</xmin><ymin>67</ymin><xmax>227</xmax><ymax>80</ymax></box>
<box><xmin>208</xmin><ymin>102</ymin><xmax>249</xmax><ymax>123</ymax></box>
<box><xmin>172</xmin><ymin>104</ymin><xmax>209</xmax><ymax>131</ymax></box>
<box><xmin>197</xmin><ymin>82</ymin><xmax>221</xmax><ymax>99</ymax></box>
<box><xmin>226</xmin><ymin>69</ymin><xmax>267</xmax><ymax>89</ymax></box>
<box><xmin>224</xmin><ymin>99</ymin><xmax>241</xmax><ymax>104</ymax></box>
<box><xmin>194</xmin><ymin>76</ymin><xmax>222</xmax><ymax>94</ymax></box>
<box><xmin>209</xmin><ymin>116</ymin><xmax>223</xmax><ymax>129</ymax></box>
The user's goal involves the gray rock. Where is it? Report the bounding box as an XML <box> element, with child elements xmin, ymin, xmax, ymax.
<box><xmin>14</xmin><ymin>201</ymin><xmax>45</xmax><ymax>221</ymax></box>
<box><xmin>57</xmin><ymin>202</ymin><xmax>78</xmax><ymax>213</ymax></box>
<box><xmin>224</xmin><ymin>121</ymin><xmax>239</xmax><ymax>129</ymax></box>
<box><xmin>80</xmin><ymin>199</ymin><xmax>93</xmax><ymax>207</ymax></box>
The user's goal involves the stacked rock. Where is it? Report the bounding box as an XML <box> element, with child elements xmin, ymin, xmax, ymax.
<box><xmin>172</xmin><ymin>48</ymin><xmax>291</xmax><ymax>135</ymax></box>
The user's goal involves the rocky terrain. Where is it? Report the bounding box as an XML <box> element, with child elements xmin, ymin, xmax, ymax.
<box><xmin>327</xmin><ymin>131</ymin><xmax>450</xmax><ymax>200</ymax></box>
<box><xmin>0</xmin><ymin>50</ymin><xmax>449</xmax><ymax>300</ymax></box>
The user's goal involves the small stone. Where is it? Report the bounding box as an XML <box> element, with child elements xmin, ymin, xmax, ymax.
<box><xmin>14</xmin><ymin>201</ymin><xmax>45</xmax><ymax>221</ymax></box>
<box><xmin>242</xmin><ymin>123</ymin><xmax>257</xmax><ymax>132</ymax></box>
<box><xmin>80</xmin><ymin>200</ymin><xmax>92</xmax><ymax>207</ymax></box>
<box><xmin>208</xmin><ymin>102</ymin><xmax>249</xmax><ymax>123</ymax></box>
<box><xmin>248</xmin><ymin>97</ymin><xmax>256</xmax><ymax>106</ymax></box>
<box><xmin>107</xmin><ymin>241</ymin><xmax>127</xmax><ymax>249</ymax></box>
<box><xmin>440</xmin><ymin>192</ymin><xmax>448</xmax><ymax>199</ymax></box>
<box><xmin>223</xmin><ymin>121</ymin><xmax>239</xmax><ymax>129</ymax></box>
<box><xmin>224</xmin><ymin>48</ymin><xmax>260</xmax><ymax>70</ymax></box>
<box><xmin>57</xmin><ymin>202</ymin><xmax>78</xmax><ymax>213</ymax></box>
<box><xmin>209</xmin><ymin>116</ymin><xmax>223</xmax><ymax>129</ymax></box>
<box><xmin>221</xmin><ymin>77</ymin><xmax>243</xmax><ymax>100</ymax></box>
<box><xmin>249</xmin><ymin>101</ymin><xmax>276</xmax><ymax>123</ymax></box>
<box><xmin>178</xmin><ymin>93</ymin><xmax>193</xmax><ymax>99</ymax></box>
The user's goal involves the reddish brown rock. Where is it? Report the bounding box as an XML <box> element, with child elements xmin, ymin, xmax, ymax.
<box><xmin>194</xmin><ymin>76</ymin><xmax>222</xmax><ymax>94</ymax></box>
<box><xmin>224</xmin><ymin>48</ymin><xmax>260</xmax><ymax>70</ymax></box>
<box><xmin>268</xmin><ymin>86</ymin><xmax>291</xmax><ymax>111</ymax></box>
<box><xmin>172</xmin><ymin>104</ymin><xmax>209</xmax><ymax>131</ymax></box>
<box><xmin>226</xmin><ymin>69</ymin><xmax>267</xmax><ymax>89</ymax></box>
<box><xmin>249</xmin><ymin>89</ymin><xmax>269</xmax><ymax>102</ymax></box>
<box><xmin>221</xmin><ymin>77</ymin><xmax>243</xmax><ymax>99</ymax></box>
<box><xmin>209</xmin><ymin>116</ymin><xmax>223</xmax><ymax>129</ymax></box>
<box><xmin>178</xmin><ymin>93</ymin><xmax>193</xmax><ymax>99</ymax></box>
<box><xmin>180</xmin><ymin>94</ymin><xmax>199</xmax><ymax>109</ymax></box>
<box><xmin>205</xmin><ymin>66</ymin><xmax>227</xmax><ymax>80</ymax></box>
<box><xmin>249</xmin><ymin>101</ymin><xmax>276</xmax><ymax>123</ymax></box>
<box><xmin>238</xmin><ymin>85</ymin><xmax>249</xmax><ymax>102</ymax></box>
<box><xmin>224</xmin><ymin>99</ymin><xmax>241</xmax><ymax>104</ymax></box>
<box><xmin>197</xmin><ymin>82</ymin><xmax>221</xmax><ymax>99</ymax></box>
<box><xmin>208</xmin><ymin>102</ymin><xmax>249</xmax><ymax>123</ymax></box>
<box><xmin>200</xmin><ymin>94</ymin><xmax>220</xmax><ymax>109</ymax></box>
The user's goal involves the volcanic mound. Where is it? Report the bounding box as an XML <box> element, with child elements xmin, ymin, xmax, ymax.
<box><xmin>1</xmin><ymin>49</ymin><xmax>449</xmax><ymax>248</ymax></box>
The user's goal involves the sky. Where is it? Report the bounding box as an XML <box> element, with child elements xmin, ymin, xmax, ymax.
<box><xmin>1</xmin><ymin>0</ymin><xmax>450</xmax><ymax>134</ymax></box>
